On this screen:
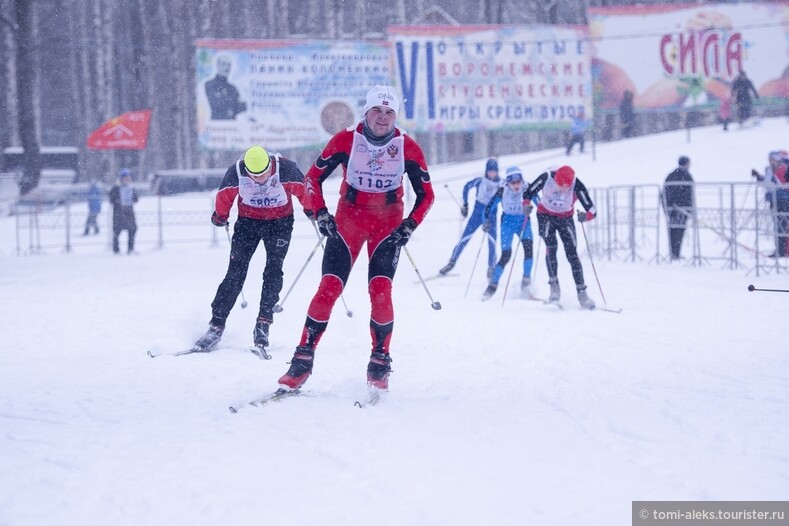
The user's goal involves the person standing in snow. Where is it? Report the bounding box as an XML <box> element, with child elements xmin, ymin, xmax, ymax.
<box><xmin>438</xmin><ymin>158</ymin><xmax>501</xmax><ymax>278</ymax></box>
<box><xmin>719</xmin><ymin>95</ymin><xmax>733</xmax><ymax>132</ymax></box>
<box><xmin>83</xmin><ymin>179</ymin><xmax>103</xmax><ymax>236</ymax></box>
<box><xmin>731</xmin><ymin>70</ymin><xmax>759</xmax><ymax>126</ymax></box>
<box><xmin>481</xmin><ymin>166</ymin><xmax>537</xmax><ymax>300</ymax></box>
<box><xmin>193</xmin><ymin>146</ymin><xmax>313</xmax><ymax>353</ymax></box>
<box><xmin>752</xmin><ymin>150</ymin><xmax>789</xmax><ymax>257</ymax></box>
<box><xmin>522</xmin><ymin>165</ymin><xmax>597</xmax><ymax>309</ymax></box>
<box><xmin>619</xmin><ymin>90</ymin><xmax>635</xmax><ymax>138</ymax></box>
<box><xmin>565</xmin><ymin>108</ymin><xmax>588</xmax><ymax>155</ymax></box>
<box><xmin>661</xmin><ymin>156</ymin><xmax>695</xmax><ymax>261</ymax></box>
<box><xmin>109</xmin><ymin>169</ymin><xmax>138</xmax><ymax>254</ymax></box>
<box><xmin>277</xmin><ymin>85</ymin><xmax>435</xmax><ymax>392</ymax></box>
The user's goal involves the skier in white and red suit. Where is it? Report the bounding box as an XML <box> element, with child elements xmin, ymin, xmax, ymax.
<box><xmin>521</xmin><ymin>165</ymin><xmax>597</xmax><ymax>310</ymax></box>
<box><xmin>278</xmin><ymin>85</ymin><xmax>435</xmax><ymax>391</ymax></box>
<box><xmin>192</xmin><ymin>146</ymin><xmax>313</xmax><ymax>354</ymax></box>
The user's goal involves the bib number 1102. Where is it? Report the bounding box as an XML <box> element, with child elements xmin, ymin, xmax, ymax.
<box><xmin>356</xmin><ymin>177</ymin><xmax>393</xmax><ymax>190</ymax></box>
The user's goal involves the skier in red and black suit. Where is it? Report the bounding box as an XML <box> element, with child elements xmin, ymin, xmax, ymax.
<box><xmin>279</xmin><ymin>85</ymin><xmax>435</xmax><ymax>391</ymax></box>
<box><xmin>193</xmin><ymin>145</ymin><xmax>312</xmax><ymax>353</ymax></box>
<box><xmin>522</xmin><ymin>165</ymin><xmax>597</xmax><ymax>309</ymax></box>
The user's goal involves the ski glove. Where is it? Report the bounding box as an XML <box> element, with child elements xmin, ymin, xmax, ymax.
<box><xmin>481</xmin><ymin>220</ymin><xmax>492</xmax><ymax>232</ymax></box>
<box><xmin>522</xmin><ymin>199</ymin><xmax>533</xmax><ymax>216</ymax></box>
<box><xmin>577</xmin><ymin>210</ymin><xmax>595</xmax><ymax>223</ymax></box>
<box><xmin>389</xmin><ymin>218</ymin><xmax>417</xmax><ymax>247</ymax></box>
<box><xmin>316</xmin><ymin>208</ymin><xmax>338</xmax><ymax>238</ymax></box>
<box><xmin>460</xmin><ymin>203</ymin><xmax>468</xmax><ymax>218</ymax></box>
<box><xmin>751</xmin><ymin>169</ymin><xmax>761</xmax><ymax>178</ymax></box>
<box><xmin>211</xmin><ymin>211</ymin><xmax>228</xmax><ymax>227</ymax></box>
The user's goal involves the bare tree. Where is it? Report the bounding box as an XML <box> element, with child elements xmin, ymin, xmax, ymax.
<box><xmin>13</xmin><ymin>0</ymin><xmax>41</xmax><ymax>194</ymax></box>
<box><xmin>0</xmin><ymin>0</ymin><xmax>11</xmax><ymax>150</ymax></box>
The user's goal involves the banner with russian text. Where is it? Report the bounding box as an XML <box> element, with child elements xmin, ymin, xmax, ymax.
<box><xmin>388</xmin><ymin>25</ymin><xmax>592</xmax><ymax>133</ymax></box>
<box><xmin>195</xmin><ymin>40</ymin><xmax>391</xmax><ymax>151</ymax></box>
<box><xmin>588</xmin><ymin>3</ymin><xmax>789</xmax><ymax>110</ymax></box>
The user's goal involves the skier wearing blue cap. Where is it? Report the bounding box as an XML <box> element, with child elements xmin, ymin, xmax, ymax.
<box><xmin>439</xmin><ymin>158</ymin><xmax>502</xmax><ymax>277</ymax></box>
<box><xmin>481</xmin><ymin>166</ymin><xmax>536</xmax><ymax>300</ymax></box>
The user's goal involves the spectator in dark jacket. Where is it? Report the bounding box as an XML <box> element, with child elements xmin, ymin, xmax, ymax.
<box><xmin>619</xmin><ymin>90</ymin><xmax>635</xmax><ymax>138</ymax></box>
<box><xmin>109</xmin><ymin>169</ymin><xmax>139</xmax><ymax>254</ymax></box>
<box><xmin>731</xmin><ymin>70</ymin><xmax>759</xmax><ymax>125</ymax></box>
<box><xmin>662</xmin><ymin>156</ymin><xmax>695</xmax><ymax>260</ymax></box>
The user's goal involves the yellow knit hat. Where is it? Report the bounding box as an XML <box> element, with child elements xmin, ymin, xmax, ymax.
<box><xmin>244</xmin><ymin>146</ymin><xmax>271</xmax><ymax>175</ymax></box>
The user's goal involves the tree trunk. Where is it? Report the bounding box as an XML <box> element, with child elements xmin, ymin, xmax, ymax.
<box><xmin>14</xmin><ymin>0</ymin><xmax>41</xmax><ymax>194</ymax></box>
<box><xmin>0</xmin><ymin>1</ymin><xmax>10</xmax><ymax>149</ymax></box>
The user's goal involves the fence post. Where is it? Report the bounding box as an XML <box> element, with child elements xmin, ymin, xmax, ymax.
<box><xmin>728</xmin><ymin>184</ymin><xmax>737</xmax><ymax>269</ymax></box>
<box><xmin>605</xmin><ymin>187</ymin><xmax>613</xmax><ymax>261</ymax></box>
<box><xmin>15</xmin><ymin>208</ymin><xmax>21</xmax><ymax>255</ymax></box>
<box><xmin>628</xmin><ymin>186</ymin><xmax>637</xmax><ymax>262</ymax></box>
<box><xmin>156</xmin><ymin>195</ymin><xmax>164</xmax><ymax>250</ymax></box>
<box><xmin>64</xmin><ymin>198</ymin><xmax>72</xmax><ymax>253</ymax></box>
<box><xmin>210</xmin><ymin>196</ymin><xmax>219</xmax><ymax>247</ymax></box>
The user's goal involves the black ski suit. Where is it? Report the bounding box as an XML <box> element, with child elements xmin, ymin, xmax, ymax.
<box><xmin>662</xmin><ymin>166</ymin><xmax>694</xmax><ymax>259</ymax></box>
<box><xmin>522</xmin><ymin>170</ymin><xmax>596</xmax><ymax>289</ymax></box>
<box><xmin>109</xmin><ymin>183</ymin><xmax>138</xmax><ymax>253</ymax></box>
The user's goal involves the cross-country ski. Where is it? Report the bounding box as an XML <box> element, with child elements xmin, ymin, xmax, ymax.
<box><xmin>228</xmin><ymin>388</ymin><xmax>301</xmax><ymax>413</ymax></box>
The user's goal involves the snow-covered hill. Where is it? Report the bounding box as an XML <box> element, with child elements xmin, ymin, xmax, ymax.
<box><xmin>2</xmin><ymin>118</ymin><xmax>788</xmax><ymax>526</ymax></box>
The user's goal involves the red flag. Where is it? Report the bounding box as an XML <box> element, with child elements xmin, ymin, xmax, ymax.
<box><xmin>86</xmin><ymin>109</ymin><xmax>152</xmax><ymax>150</ymax></box>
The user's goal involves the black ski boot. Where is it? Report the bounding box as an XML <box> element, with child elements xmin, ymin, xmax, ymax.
<box><xmin>482</xmin><ymin>283</ymin><xmax>497</xmax><ymax>300</ymax></box>
<box><xmin>439</xmin><ymin>260</ymin><xmax>456</xmax><ymax>275</ymax></box>
<box><xmin>367</xmin><ymin>351</ymin><xmax>392</xmax><ymax>390</ymax></box>
<box><xmin>521</xmin><ymin>277</ymin><xmax>533</xmax><ymax>299</ymax></box>
<box><xmin>577</xmin><ymin>285</ymin><xmax>596</xmax><ymax>310</ymax></box>
<box><xmin>253</xmin><ymin>317</ymin><xmax>270</xmax><ymax>348</ymax></box>
<box><xmin>278</xmin><ymin>346</ymin><xmax>314</xmax><ymax>390</ymax></box>
<box><xmin>194</xmin><ymin>324</ymin><xmax>224</xmax><ymax>351</ymax></box>
<box><xmin>548</xmin><ymin>277</ymin><xmax>561</xmax><ymax>303</ymax></box>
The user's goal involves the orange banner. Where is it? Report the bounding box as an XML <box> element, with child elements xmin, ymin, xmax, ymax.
<box><xmin>87</xmin><ymin>109</ymin><xmax>152</xmax><ymax>150</ymax></box>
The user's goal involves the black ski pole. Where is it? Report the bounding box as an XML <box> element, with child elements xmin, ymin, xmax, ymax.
<box><xmin>404</xmin><ymin>247</ymin><xmax>442</xmax><ymax>310</ymax></box>
<box><xmin>501</xmin><ymin>214</ymin><xmax>530</xmax><ymax>306</ymax></box>
<box><xmin>579</xmin><ymin>218</ymin><xmax>608</xmax><ymax>305</ymax></box>
<box><xmin>225</xmin><ymin>224</ymin><xmax>247</xmax><ymax>309</ymax></box>
<box><xmin>748</xmin><ymin>284</ymin><xmax>789</xmax><ymax>293</ymax></box>
<box><xmin>273</xmin><ymin>237</ymin><xmax>323</xmax><ymax>313</ymax></box>
<box><xmin>444</xmin><ymin>184</ymin><xmax>463</xmax><ymax>213</ymax></box>
<box><xmin>464</xmin><ymin>232</ymin><xmax>487</xmax><ymax>298</ymax></box>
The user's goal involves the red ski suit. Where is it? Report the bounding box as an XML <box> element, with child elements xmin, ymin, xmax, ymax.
<box><xmin>300</xmin><ymin>122</ymin><xmax>434</xmax><ymax>354</ymax></box>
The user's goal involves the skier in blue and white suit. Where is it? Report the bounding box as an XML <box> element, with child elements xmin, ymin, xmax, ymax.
<box><xmin>480</xmin><ymin>166</ymin><xmax>537</xmax><ymax>300</ymax></box>
<box><xmin>439</xmin><ymin>158</ymin><xmax>502</xmax><ymax>277</ymax></box>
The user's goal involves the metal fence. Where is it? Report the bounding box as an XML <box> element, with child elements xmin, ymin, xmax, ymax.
<box><xmin>9</xmin><ymin>183</ymin><xmax>789</xmax><ymax>277</ymax></box>
<box><xmin>9</xmin><ymin>192</ymin><xmax>318</xmax><ymax>256</ymax></box>
<box><xmin>11</xmin><ymin>193</ymin><xmax>220</xmax><ymax>255</ymax></box>
<box><xmin>583</xmin><ymin>181</ymin><xmax>788</xmax><ymax>277</ymax></box>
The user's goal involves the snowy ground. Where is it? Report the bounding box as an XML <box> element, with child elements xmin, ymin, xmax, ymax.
<box><xmin>2</xmin><ymin>119</ymin><xmax>788</xmax><ymax>525</ymax></box>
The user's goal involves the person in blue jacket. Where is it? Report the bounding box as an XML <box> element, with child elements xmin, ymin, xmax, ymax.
<box><xmin>481</xmin><ymin>166</ymin><xmax>537</xmax><ymax>300</ymax></box>
<box><xmin>566</xmin><ymin>107</ymin><xmax>588</xmax><ymax>155</ymax></box>
<box><xmin>439</xmin><ymin>158</ymin><xmax>501</xmax><ymax>277</ymax></box>
<box><xmin>83</xmin><ymin>179</ymin><xmax>103</xmax><ymax>235</ymax></box>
